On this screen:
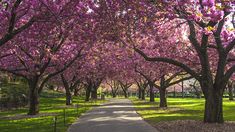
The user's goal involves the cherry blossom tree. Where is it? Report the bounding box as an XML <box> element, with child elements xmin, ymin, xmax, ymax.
<box><xmin>133</xmin><ymin>0</ymin><xmax>235</xmax><ymax>123</ymax></box>
<box><xmin>0</xmin><ymin>0</ymin><xmax>96</xmax><ymax>115</ymax></box>
<box><xmin>92</xmin><ymin>0</ymin><xmax>234</xmax><ymax>123</ymax></box>
<box><xmin>0</xmin><ymin>0</ymin><xmax>37</xmax><ymax>47</ymax></box>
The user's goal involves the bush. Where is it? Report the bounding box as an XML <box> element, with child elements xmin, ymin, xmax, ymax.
<box><xmin>0</xmin><ymin>82</ymin><xmax>28</xmax><ymax>109</ymax></box>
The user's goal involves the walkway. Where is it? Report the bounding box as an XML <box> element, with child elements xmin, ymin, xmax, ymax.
<box><xmin>68</xmin><ymin>98</ymin><xmax>158</xmax><ymax>132</ymax></box>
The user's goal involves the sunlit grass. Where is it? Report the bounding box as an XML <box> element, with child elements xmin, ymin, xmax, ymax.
<box><xmin>132</xmin><ymin>97</ymin><xmax>235</xmax><ymax>123</ymax></box>
<box><xmin>0</xmin><ymin>91</ymin><xmax>106</xmax><ymax>132</ymax></box>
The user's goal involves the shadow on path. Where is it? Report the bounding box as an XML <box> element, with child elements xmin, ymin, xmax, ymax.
<box><xmin>68</xmin><ymin>98</ymin><xmax>158</xmax><ymax>132</ymax></box>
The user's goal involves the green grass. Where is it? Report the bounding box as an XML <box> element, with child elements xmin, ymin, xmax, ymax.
<box><xmin>0</xmin><ymin>90</ymin><xmax>106</xmax><ymax>132</ymax></box>
<box><xmin>132</xmin><ymin>97</ymin><xmax>235</xmax><ymax>123</ymax></box>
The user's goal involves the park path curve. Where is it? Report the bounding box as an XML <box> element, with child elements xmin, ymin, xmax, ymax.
<box><xmin>68</xmin><ymin>98</ymin><xmax>158</xmax><ymax>132</ymax></box>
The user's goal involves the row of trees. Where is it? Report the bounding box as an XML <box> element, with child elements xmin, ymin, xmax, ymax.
<box><xmin>0</xmin><ymin>0</ymin><xmax>234</xmax><ymax>123</ymax></box>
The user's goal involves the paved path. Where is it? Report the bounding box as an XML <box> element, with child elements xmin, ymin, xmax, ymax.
<box><xmin>68</xmin><ymin>98</ymin><xmax>158</xmax><ymax>132</ymax></box>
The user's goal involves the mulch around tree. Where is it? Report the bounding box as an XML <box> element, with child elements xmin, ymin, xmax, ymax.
<box><xmin>151</xmin><ymin>120</ymin><xmax>235</xmax><ymax>132</ymax></box>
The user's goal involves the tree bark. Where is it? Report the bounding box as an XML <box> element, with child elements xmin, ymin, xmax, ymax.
<box><xmin>112</xmin><ymin>93</ymin><xmax>116</xmax><ymax>98</ymax></box>
<box><xmin>182</xmin><ymin>81</ymin><xmax>184</xmax><ymax>98</ymax></box>
<box><xmin>123</xmin><ymin>90</ymin><xmax>128</xmax><ymax>98</ymax></box>
<box><xmin>65</xmin><ymin>90</ymin><xmax>72</xmax><ymax>105</ymax></box>
<box><xmin>149</xmin><ymin>83</ymin><xmax>155</xmax><ymax>102</ymax></box>
<box><xmin>141</xmin><ymin>89</ymin><xmax>145</xmax><ymax>100</ymax></box>
<box><xmin>91</xmin><ymin>88</ymin><xmax>98</xmax><ymax>99</ymax></box>
<box><xmin>91</xmin><ymin>80</ymin><xmax>102</xmax><ymax>100</ymax></box>
<box><xmin>61</xmin><ymin>74</ymin><xmax>72</xmax><ymax>105</ymax></box>
<box><xmin>204</xmin><ymin>88</ymin><xmax>224</xmax><ymax>123</ymax></box>
<box><xmin>159</xmin><ymin>88</ymin><xmax>167</xmax><ymax>107</ymax></box>
<box><xmin>85</xmin><ymin>85</ymin><xmax>91</xmax><ymax>102</ymax></box>
<box><xmin>111</xmin><ymin>86</ymin><xmax>118</xmax><ymax>98</ymax></box>
<box><xmin>28</xmin><ymin>78</ymin><xmax>39</xmax><ymax>115</ymax></box>
<box><xmin>138</xmin><ymin>87</ymin><xmax>142</xmax><ymax>99</ymax></box>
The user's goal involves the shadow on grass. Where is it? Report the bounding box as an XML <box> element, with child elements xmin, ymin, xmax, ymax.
<box><xmin>0</xmin><ymin>91</ymin><xmax>105</xmax><ymax>132</ymax></box>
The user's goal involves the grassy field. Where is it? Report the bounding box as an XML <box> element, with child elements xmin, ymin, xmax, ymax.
<box><xmin>132</xmin><ymin>98</ymin><xmax>235</xmax><ymax>123</ymax></box>
<box><xmin>0</xmin><ymin>90</ymin><xmax>106</xmax><ymax>132</ymax></box>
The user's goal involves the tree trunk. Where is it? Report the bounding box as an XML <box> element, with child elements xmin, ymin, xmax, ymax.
<box><xmin>65</xmin><ymin>87</ymin><xmax>72</xmax><ymax>105</ymax></box>
<box><xmin>182</xmin><ymin>81</ymin><xmax>184</xmax><ymax>98</ymax></box>
<box><xmin>123</xmin><ymin>90</ymin><xmax>128</xmax><ymax>98</ymax></box>
<box><xmin>149</xmin><ymin>84</ymin><xmax>155</xmax><ymax>102</ymax></box>
<box><xmin>204</xmin><ymin>88</ymin><xmax>224</xmax><ymax>123</ymax></box>
<box><xmin>28</xmin><ymin>78</ymin><xmax>39</xmax><ymax>115</ymax></box>
<box><xmin>112</xmin><ymin>93</ymin><xmax>116</xmax><ymax>98</ymax></box>
<box><xmin>228</xmin><ymin>81</ymin><xmax>234</xmax><ymax>101</ymax></box>
<box><xmin>61</xmin><ymin>74</ymin><xmax>72</xmax><ymax>105</ymax></box>
<box><xmin>138</xmin><ymin>87</ymin><xmax>142</xmax><ymax>99</ymax></box>
<box><xmin>85</xmin><ymin>85</ymin><xmax>91</xmax><ymax>102</ymax></box>
<box><xmin>91</xmin><ymin>88</ymin><xmax>98</xmax><ymax>99</ymax></box>
<box><xmin>159</xmin><ymin>88</ymin><xmax>167</xmax><ymax>107</ymax></box>
<box><xmin>121</xmin><ymin>86</ymin><xmax>128</xmax><ymax>98</ymax></box>
<box><xmin>141</xmin><ymin>89</ymin><xmax>145</xmax><ymax>100</ymax></box>
<box><xmin>125</xmin><ymin>94</ymin><xmax>128</xmax><ymax>98</ymax></box>
<box><xmin>111</xmin><ymin>87</ymin><xmax>115</xmax><ymax>98</ymax></box>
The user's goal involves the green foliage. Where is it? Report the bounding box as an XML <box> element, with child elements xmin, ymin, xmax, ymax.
<box><xmin>0</xmin><ymin>82</ymin><xmax>28</xmax><ymax>108</ymax></box>
<box><xmin>132</xmin><ymin>98</ymin><xmax>235</xmax><ymax>123</ymax></box>
<box><xmin>0</xmin><ymin>90</ymin><xmax>105</xmax><ymax>132</ymax></box>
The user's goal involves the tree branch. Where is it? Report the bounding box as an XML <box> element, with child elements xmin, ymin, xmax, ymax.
<box><xmin>134</xmin><ymin>47</ymin><xmax>200</xmax><ymax>80</ymax></box>
<box><xmin>223</xmin><ymin>65</ymin><xmax>235</xmax><ymax>83</ymax></box>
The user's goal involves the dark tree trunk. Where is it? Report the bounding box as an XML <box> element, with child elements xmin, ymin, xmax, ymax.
<box><xmin>228</xmin><ymin>81</ymin><xmax>234</xmax><ymax>101</ymax></box>
<box><xmin>64</xmin><ymin>84</ymin><xmax>72</xmax><ymax>105</ymax></box>
<box><xmin>111</xmin><ymin>86</ymin><xmax>117</xmax><ymax>98</ymax></box>
<box><xmin>91</xmin><ymin>88</ymin><xmax>98</xmax><ymax>99</ymax></box>
<box><xmin>138</xmin><ymin>87</ymin><xmax>142</xmax><ymax>99</ymax></box>
<box><xmin>123</xmin><ymin>90</ymin><xmax>128</xmax><ymax>98</ymax></box>
<box><xmin>112</xmin><ymin>93</ymin><xmax>116</xmax><ymax>98</ymax></box>
<box><xmin>159</xmin><ymin>88</ymin><xmax>167</xmax><ymax>107</ymax></box>
<box><xmin>121</xmin><ymin>85</ymin><xmax>128</xmax><ymax>98</ymax></box>
<box><xmin>61</xmin><ymin>74</ymin><xmax>72</xmax><ymax>105</ymax></box>
<box><xmin>181</xmin><ymin>81</ymin><xmax>184</xmax><ymax>98</ymax></box>
<box><xmin>65</xmin><ymin>91</ymin><xmax>72</xmax><ymax>105</ymax></box>
<box><xmin>91</xmin><ymin>80</ymin><xmax>102</xmax><ymax>100</ymax></box>
<box><xmin>141</xmin><ymin>89</ymin><xmax>145</xmax><ymax>100</ymax></box>
<box><xmin>28</xmin><ymin>78</ymin><xmax>39</xmax><ymax>115</ymax></box>
<box><xmin>64</xmin><ymin>85</ymin><xmax>72</xmax><ymax>105</ymax></box>
<box><xmin>204</xmin><ymin>89</ymin><xmax>224</xmax><ymax>123</ymax></box>
<box><xmin>85</xmin><ymin>85</ymin><xmax>91</xmax><ymax>102</ymax></box>
<box><xmin>149</xmin><ymin>84</ymin><xmax>155</xmax><ymax>102</ymax></box>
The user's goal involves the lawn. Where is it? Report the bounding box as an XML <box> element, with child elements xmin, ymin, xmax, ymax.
<box><xmin>0</xmin><ymin>90</ymin><xmax>106</xmax><ymax>132</ymax></box>
<box><xmin>132</xmin><ymin>98</ymin><xmax>235</xmax><ymax>123</ymax></box>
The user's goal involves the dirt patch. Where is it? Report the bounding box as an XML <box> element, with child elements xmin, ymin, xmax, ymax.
<box><xmin>152</xmin><ymin>120</ymin><xmax>235</xmax><ymax>132</ymax></box>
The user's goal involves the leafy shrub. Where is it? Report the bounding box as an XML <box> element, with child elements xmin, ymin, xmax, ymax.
<box><xmin>0</xmin><ymin>83</ymin><xmax>28</xmax><ymax>109</ymax></box>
